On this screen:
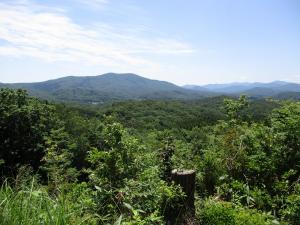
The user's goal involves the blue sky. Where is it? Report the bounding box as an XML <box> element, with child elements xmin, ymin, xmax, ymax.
<box><xmin>0</xmin><ymin>0</ymin><xmax>299</xmax><ymax>85</ymax></box>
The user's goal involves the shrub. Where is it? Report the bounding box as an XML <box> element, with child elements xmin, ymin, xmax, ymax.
<box><xmin>280</xmin><ymin>193</ymin><xmax>300</xmax><ymax>225</ymax></box>
<box><xmin>0</xmin><ymin>179</ymin><xmax>97</xmax><ymax>225</ymax></box>
<box><xmin>199</xmin><ymin>200</ymin><xmax>235</xmax><ymax>225</ymax></box>
<box><xmin>198</xmin><ymin>199</ymin><xmax>280</xmax><ymax>225</ymax></box>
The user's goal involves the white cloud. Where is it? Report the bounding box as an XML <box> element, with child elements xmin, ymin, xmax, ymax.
<box><xmin>0</xmin><ymin>0</ymin><xmax>194</xmax><ymax>69</ymax></box>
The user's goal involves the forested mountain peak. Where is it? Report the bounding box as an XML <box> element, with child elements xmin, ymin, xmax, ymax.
<box><xmin>1</xmin><ymin>73</ymin><xmax>214</xmax><ymax>103</ymax></box>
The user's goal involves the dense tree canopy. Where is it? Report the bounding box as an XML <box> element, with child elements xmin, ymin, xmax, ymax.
<box><xmin>0</xmin><ymin>88</ymin><xmax>299</xmax><ymax>225</ymax></box>
<box><xmin>0</xmin><ymin>89</ymin><xmax>58</xmax><ymax>177</ymax></box>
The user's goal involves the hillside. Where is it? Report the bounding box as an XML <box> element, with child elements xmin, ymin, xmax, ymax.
<box><xmin>2</xmin><ymin>73</ymin><xmax>212</xmax><ymax>103</ymax></box>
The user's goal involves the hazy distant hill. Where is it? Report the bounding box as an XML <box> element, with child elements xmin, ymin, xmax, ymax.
<box><xmin>183</xmin><ymin>81</ymin><xmax>300</xmax><ymax>99</ymax></box>
<box><xmin>275</xmin><ymin>91</ymin><xmax>300</xmax><ymax>100</ymax></box>
<box><xmin>1</xmin><ymin>73</ymin><xmax>212</xmax><ymax>103</ymax></box>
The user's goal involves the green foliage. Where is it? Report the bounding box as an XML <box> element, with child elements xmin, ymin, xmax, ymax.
<box><xmin>99</xmin><ymin>99</ymin><xmax>226</xmax><ymax>132</ymax></box>
<box><xmin>115</xmin><ymin>172</ymin><xmax>184</xmax><ymax>224</ymax></box>
<box><xmin>158</xmin><ymin>132</ymin><xmax>175</xmax><ymax>182</ymax></box>
<box><xmin>198</xmin><ymin>199</ymin><xmax>279</xmax><ymax>225</ymax></box>
<box><xmin>271</xmin><ymin>102</ymin><xmax>300</xmax><ymax>176</ymax></box>
<box><xmin>194</xmin><ymin>98</ymin><xmax>299</xmax><ymax>224</ymax></box>
<box><xmin>201</xmin><ymin>150</ymin><xmax>224</xmax><ymax>195</ymax></box>
<box><xmin>199</xmin><ymin>200</ymin><xmax>235</xmax><ymax>225</ymax></box>
<box><xmin>223</xmin><ymin>95</ymin><xmax>249</xmax><ymax>122</ymax></box>
<box><xmin>0</xmin><ymin>88</ymin><xmax>58</xmax><ymax>177</ymax></box>
<box><xmin>279</xmin><ymin>184</ymin><xmax>300</xmax><ymax>225</ymax></box>
<box><xmin>87</xmin><ymin>117</ymin><xmax>137</xmax><ymax>188</ymax></box>
<box><xmin>0</xmin><ymin>179</ymin><xmax>97</xmax><ymax>225</ymax></box>
<box><xmin>0</xmin><ymin>89</ymin><xmax>299</xmax><ymax>224</ymax></box>
<box><xmin>86</xmin><ymin>117</ymin><xmax>142</xmax><ymax>222</ymax></box>
<box><xmin>42</xmin><ymin>128</ymin><xmax>78</xmax><ymax>192</ymax></box>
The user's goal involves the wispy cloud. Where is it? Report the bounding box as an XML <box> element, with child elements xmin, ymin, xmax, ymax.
<box><xmin>0</xmin><ymin>0</ymin><xmax>194</xmax><ymax>69</ymax></box>
<box><xmin>74</xmin><ymin>0</ymin><xmax>109</xmax><ymax>9</ymax></box>
<box><xmin>283</xmin><ymin>74</ymin><xmax>300</xmax><ymax>83</ymax></box>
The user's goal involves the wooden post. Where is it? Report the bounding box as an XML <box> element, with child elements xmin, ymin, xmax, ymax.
<box><xmin>166</xmin><ymin>169</ymin><xmax>196</xmax><ymax>225</ymax></box>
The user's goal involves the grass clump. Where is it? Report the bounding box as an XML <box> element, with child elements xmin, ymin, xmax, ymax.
<box><xmin>0</xmin><ymin>179</ymin><xmax>96</xmax><ymax>225</ymax></box>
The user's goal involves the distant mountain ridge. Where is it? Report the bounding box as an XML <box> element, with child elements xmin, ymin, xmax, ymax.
<box><xmin>1</xmin><ymin>74</ymin><xmax>300</xmax><ymax>103</ymax></box>
<box><xmin>0</xmin><ymin>73</ymin><xmax>212</xmax><ymax>103</ymax></box>
<box><xmin>183</xmin><ymin>81</ymin><xmax>300</xmax><ymax>99</ymax></box>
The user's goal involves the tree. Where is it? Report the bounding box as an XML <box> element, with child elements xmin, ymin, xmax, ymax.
<box><xmin>271</xmin><ymin>102</ymin><xmax>300</xmax><ymax>180</ymax></box>
<box><xmin>86</xmin><ymin>116</ymin><xmax>139</xmax><ymax>218</ymax></box>
<box><xmin>42</xmin><ymin>128</ymin><xmax>78</xmax><ymax>191</ymax></box>
<box><xmin>0</xmin><ymin>88</ymin><xmax>57</xmax><ymax>178</ymax></box>
<box><xmin>223</xmin><ymin>95</ymin><xmax>249</xmax><ymax>123</ymax></box>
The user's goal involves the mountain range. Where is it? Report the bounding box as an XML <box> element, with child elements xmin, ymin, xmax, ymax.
<box><xmin>0</xmin><ymin>73</ymin><xmax>210</xmax><ymax>103</ymax></box>
<box><xmin>1</xmin><ymin>73</ymin><xmax>300</xmax><ymax>103</ymax></box>
<box><xmin>183</xmin><ymin>80</ymin><xmax>300</xmax><ymax>98</ymax></box>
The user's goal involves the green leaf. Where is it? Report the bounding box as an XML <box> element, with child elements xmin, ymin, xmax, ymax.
<box><xmin>123</xmin><ymin>202</ymin><xmax>133</xmax><ymax>211</ymax></box>
<box><xmin>95</xmin><ymin>185</ymin><xmax>101</xmax><ymax>191</ymax></box>
<box><xmin>114</xmin><ymin>214</ymin><xmax>123</xmax><ymax>225</ymax></box>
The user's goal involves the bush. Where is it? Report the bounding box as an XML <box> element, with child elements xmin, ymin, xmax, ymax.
<box><xmin>199</xmin><ymin>200</ymin><xmax>235</xmax><ymax>225</ymax></box>
<box><xmin>234</xmin><ymin>208</ymin><xmax>277</xmax><ymax>225</ymax></box>
<box><xmin>0</xmin><ymin>89</ymin><xmax>58</xmax><ymax>177</ymax></box>
<box><xmin>280</xmin><ymin>193</ymin><xmax>300</xmax><ymax>225</ymax></box>
<box><xmin>198</xmin><ymin>199</ymin><xmax>280</xmax><ymax>225</ymax></box>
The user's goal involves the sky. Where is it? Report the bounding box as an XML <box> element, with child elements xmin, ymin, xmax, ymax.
<box><xmin>0</xmin><ymin>0</ymin><xmax>300</xmax><ymax>85</ymax></box>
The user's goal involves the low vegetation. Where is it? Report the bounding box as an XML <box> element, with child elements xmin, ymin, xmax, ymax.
<box><xmin>0</xmin><ymin>88</ymin><xmax>299</xmax><ymax>224</ymax></box>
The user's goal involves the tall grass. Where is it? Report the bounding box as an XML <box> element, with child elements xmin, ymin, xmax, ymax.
<box><xmin>0</xmin><ymin>179</ymin><xmax>95</xmax><ymax>225</ymax></box>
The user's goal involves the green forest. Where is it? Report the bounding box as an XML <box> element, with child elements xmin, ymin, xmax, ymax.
<box><xmin>0</xmin><ymin>88</ymin><xmax>299</xmax><ymax>225</ymax></box>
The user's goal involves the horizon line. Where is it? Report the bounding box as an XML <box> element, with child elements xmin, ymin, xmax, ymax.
<box><xmin>1</xmin><ymin>72</ymin><xmax>300</xmax><ymax>86</ymax></box>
